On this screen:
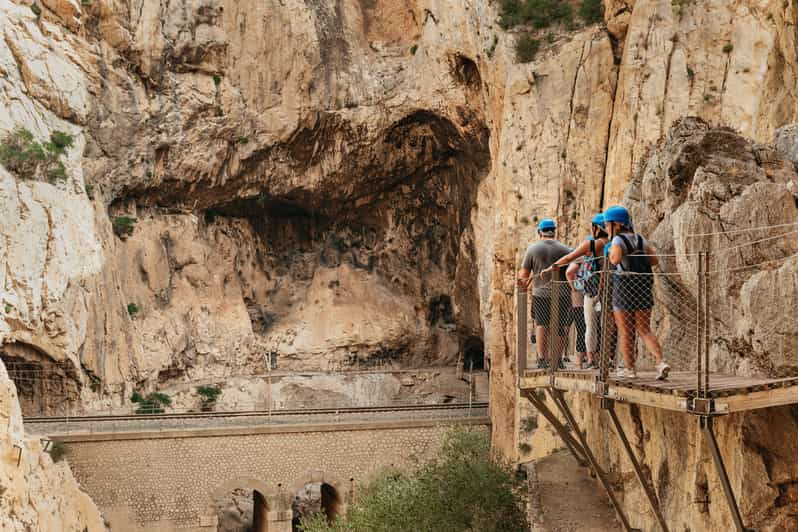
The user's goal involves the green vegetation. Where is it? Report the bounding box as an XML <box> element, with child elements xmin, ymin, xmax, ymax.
<box><xmin>515</xmin><ymin>33</ymin><xmax>541</xmax><ymax>63</ymax></box>
<box><xmin>212</xmin><ymin>74</ymin><xmax>222</xmax><ymax>86</ymax></box>
<box><xmin>500</xmin><ymin>0</ymin><xmax>601</xmax><ymax>31</ymax></box>
<box><xmin>204</xmin><ymin>210</ymin><xmax>219</xmax><ymax>224</ymax></box>
<box><xmin>410</xmin><ymin>44</ymin><xmax>418</xmax><ymax>55</ymax></box>
<box><xmin>722</xmin><ymin>43</ymin><xmax>734</xmax><ymax>54</ymax></box>
<box><xmin>112</xmin><ymin>216</ymin><xmax>137</xmax><ymax>238</ymax></box>
<box><xmin>84</xmin><ymin>183</ymin><xmax>94</xmax><ymax>198</ymax></box>
<box><xmin>196</xmin><ymin>385</ymin><xmax>223</xmax><ymax>411</ymax></box>
<box><xmin>520</xmin><ymin>415</ymin><xmax>538</xmax><ymax>433</ymax></box>
<box><xmin>30</xmin><ymin>3</ymin><xmax>42</xmax><ymax>17</ymax></box>
<box><xmin>48</xmin><ymin>441</ymin><xmax>66</xmax><ymax>462</ymax></box>
<box><xmin>301</xmin><ymin>428</ymin><xmax>529</xmax><ymax>532</ymax></box>
<box><xmin>686</xmin><ymin>66</ymin><xmax>695</xmax><ymax>80</ymax></box>
<box><xmin>519</xmin><ymin>216</ymin><xmax>531</xmax><ymax>225</ymax></box>
<box><xmin>499</xmin><ymin>0</ymin><xmax>572</xmax><ymax>30</ymax></box>
<box><xmin>237</xmin><ymin>136</ymin><xmax>249</xmax><ymax>145</ymax></box>
<box><xmin>578</xmin><ymin>0</ymin><xmax>603</xmax><ymax>24</ymax></box>
<box><xmin>131</xmin><ymin>391</ymin><xmax>172</xmax><ymax>414</ymax></box>
<box><xmin>127</xmin><ymin>302</ymin><xmax>139</xmax><ymax>317</ymax></box>
<box><xmin>518</xmin><ymin>442</ymin><xmax>532</xmax><ymax>454</ymax></box>
<box><xmin>81</xmin><ymin>0</ymin><xmax>91</xmax><ymax>6</ymax></box>
<box><xmin>0</xmin><ymin>128</ymin><xmax>74</xmax><ymax>183</ymax></box>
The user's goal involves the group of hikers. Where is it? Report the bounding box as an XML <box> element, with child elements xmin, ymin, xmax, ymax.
<box><xmin>517</xmin><ymin>205</ymin><xmax>671</xmax><ymax>381</ymax></box>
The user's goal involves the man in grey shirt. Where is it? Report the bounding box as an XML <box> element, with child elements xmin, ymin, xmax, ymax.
<box><xmin>517</xmin><ymin>219</ymin><xmax>572</xmax><ymax>368</ymax></box>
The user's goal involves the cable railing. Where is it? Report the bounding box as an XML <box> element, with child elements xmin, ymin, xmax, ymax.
<box><xmin>516</xmin><ymin>226</ymin><xmax>798</xmax><ymax>403</ymax></box>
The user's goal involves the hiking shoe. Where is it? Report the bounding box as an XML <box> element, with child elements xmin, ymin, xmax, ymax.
<box><xmin>625</xmin><ymin>368</ymin><xmax>638</xmax><ymax>379</ymax></box>
<box><xmin>656</xmin><ymin>361</ymin><xmax>671</xmax><ymax>380</ymax></box>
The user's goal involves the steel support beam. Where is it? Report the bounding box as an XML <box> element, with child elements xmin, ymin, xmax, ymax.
<box><xmin>548</xmin><ymin>388</ymin><xmax>637</xmax><ymax>532</ymax></box>
<box><xmin>521</xmin><ymin>391</ymin><xmax>588</xmax><ymax>467</ymax></box>
<box><xmin>701</xmin><ymin>416</ymin><xmax>751</xmax><ymax>532</ymax></box>
<box><xmin>607</xmin><ymin>405</ymin><xmax>670</xmax><ymax>532</ymax></box>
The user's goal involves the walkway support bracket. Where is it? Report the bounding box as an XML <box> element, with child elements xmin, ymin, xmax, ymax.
<box><xmin>521</xmin><ymin>390</ymin><xmax>588</xmax><ymax>467</ymax></box>
<box><xmin>701</xmin><ymin>416</ymin><xmax>753</xmax><ymax>532</ymax></box>
<box><xmin>606</xmin><ymin>403</ymin><xmax>670</xmax><ymax>532</ymax></box>
<box><xmin>548</xmin><ymin>388</ymin><xmax>639</xmax><ymax>532</ymax></box>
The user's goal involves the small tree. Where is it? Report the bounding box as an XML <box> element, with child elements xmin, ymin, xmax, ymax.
<box><xmin>579</xmin><ymin>0</ymin><xmax>603</xmax><ymax>24</ymax></box>
<box><xmin>131</xmin><ymin>391</ymin><xmax>171</xmax><ymax>414</ymax></box>
<box><xmin>113</xmin><ymin>216</ymin><xmax>137</xmax><ymax>238</ymax></box>
<box><xmin>301</xmin><ymin>428</ymin><xmax>529</xmax><ymax>532</ymax></box>
<box><xmin>196</xmin><ymin>385</ymin><xmax>222</xmax><ymax>411</ymax></box>
<box><xmin>515</xmin><ymin>33</ymin><xmax>541</xmax><ymax>63</ymax></box>
<box><xmin>0</xmin><ymin>128</ymin><xmax>74</xmax><ymax>183</ymax></box>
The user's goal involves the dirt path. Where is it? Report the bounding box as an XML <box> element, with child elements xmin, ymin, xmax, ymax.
<box><xmin>527</xmin><ymin>450</ymin><xmax>619</xmax><ymax>532</ymax></box>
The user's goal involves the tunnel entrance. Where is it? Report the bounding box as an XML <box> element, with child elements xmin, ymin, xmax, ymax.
<box><xmin>292</xmin><ymin>482</ymin><xmax>342</xmax><ymax>530</ymax></box>
<box><xmin>0</xmin><ymin>344</ymin><xmax>79</xmax><ymax>417</ymax></box>
<box><xmin>214</xmin><ymin>488</ymin><xmax>270</xmax><ymax>532</ymax></box>
<box><xmin>463</xmin><ymin>336</ymin><xmax>485</xmax><ymax>371</ymax></box>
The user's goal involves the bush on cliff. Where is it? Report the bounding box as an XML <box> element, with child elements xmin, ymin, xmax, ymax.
<box><xmin>300</xmin><ymin>428</ymin><xmax>529</xmax><ymax>532</ymax></box>
<box><xmin>0</xmin><ymin>128</ymin><xmax>74</xmax><ymax>183</ymax></box>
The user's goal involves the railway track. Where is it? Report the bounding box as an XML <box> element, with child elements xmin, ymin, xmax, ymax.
<box><xmin>25</xmin><ymin>401</ymin><xmax>489</xmax><ymax>424</ymax></box>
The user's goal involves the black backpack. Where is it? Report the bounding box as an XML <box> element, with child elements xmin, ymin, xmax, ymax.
<box><xmin>617</xmin><ymin>234</ymin><xmax>652</xmax><ymax>274</ymax></box>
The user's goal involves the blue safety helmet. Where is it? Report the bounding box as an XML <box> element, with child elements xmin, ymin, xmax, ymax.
<box><xmin>591</xmin><ymin>213</ymin><xmax>605</xmax><ymax>228</ymax></box>
<box><xmin>603</xmin><ymin>205</ymin><xmax>631</xmax><ymax>226</ymax></box>
<box><xmin>537</xmin><ymin>218</ymin><xmax>556</xmax><ymax>232</ymax></box>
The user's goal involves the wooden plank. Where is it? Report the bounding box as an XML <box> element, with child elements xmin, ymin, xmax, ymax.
<box><xmin>719</xmin><ymin>386</ymin><xmax>798</xmax><ymax>413</ymax></box>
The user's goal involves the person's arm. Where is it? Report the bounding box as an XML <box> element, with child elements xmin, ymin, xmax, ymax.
<box><xmin>646</xmin><ymin>245</ymin><xmax>659</xmax><ymax>268</ymax></box>
<box><xmin>539</xmin><ymin>240</ymin><xmax>591</xmax><ymax>278</ymax></box>
<box><xmin>565</xmin><ymin>261</ymin><xmax>580</xmax><ymax>289</ymax></box>
<box><xmin>518</xmin><ymin>267</ymin><xmax>532</xmax><ymax>289</ymax></box>
<box><xmin>609</xmin><ymin>241</ymin><xmax>624</xmax><ymax>265</ymax></box>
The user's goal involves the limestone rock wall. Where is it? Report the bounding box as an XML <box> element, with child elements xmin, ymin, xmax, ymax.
<box><xmin>0</xmin><ymin>358</ymin><xmax>106</xmax><ymax>531</ymax></box>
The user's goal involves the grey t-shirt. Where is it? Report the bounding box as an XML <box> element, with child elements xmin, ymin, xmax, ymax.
<box><xmin>521</xmin><ymin>239</ymin><xmax>571</xmax><ymax>297</ymax></box>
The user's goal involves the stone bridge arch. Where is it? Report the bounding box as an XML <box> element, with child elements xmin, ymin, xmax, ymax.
<box><xmin>289</xmin><ymin>470</ymin><xmax>353</xmax><ymax>526</ymax></box>
<box><xmin>206</xmin><ymin>477</ymin><xmax>292</xmax><ymax>532</ymax></box>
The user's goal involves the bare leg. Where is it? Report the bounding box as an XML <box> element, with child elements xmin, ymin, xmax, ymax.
<box><xmin>613</xmin><ymin>310</ymin><xmax>636</xmax><ymax>370</ymax></box>
<box><xmin>536</xmin><ymin>324</ymin><xmax>548</xmax><ymax>362</ymax></box>
<box><xmin>634</xmin><ymin>310</ymin><xmax>664</xmax><ymax>364</ymax></box>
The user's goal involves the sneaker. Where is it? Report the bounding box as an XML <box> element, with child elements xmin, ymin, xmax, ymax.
<box><xmin>536</xmin><ymin>358</ymin><xmax>549</xmax><ymax>369</ymax></box>
<box><xmin>656</xmin><ymin>361</ymin><xmax>671</xmax><ymax>380</ymax></box>
<box><xmin>615</xmin><ymin>368</ymin><xmax>625</xmax><ymax>378</ymax></box>
<box><xmin>625</xmin><ymin>368</ymin><xmax>638</xmax><ymax>379</ymax></box>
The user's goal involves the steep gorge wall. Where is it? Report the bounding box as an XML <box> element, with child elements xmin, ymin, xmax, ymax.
<box><xmin>1</xmin><ymin>0</ymin><xmax>798</xmax><ymax>528</ymax></box>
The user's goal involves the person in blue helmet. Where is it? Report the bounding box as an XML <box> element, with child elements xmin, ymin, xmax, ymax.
<box><xmin>603</xmin><ymin>205</ymin><xmax>670</xmax><ymax>380</ymax></box>
<box><xmin>539</xmin><ymin>213</ymin><xmax>609</xmax><ymax>369</ymax></box>
<box><xmin>518</xmin><ymin>218</ymin><xmax>572</xmax><ymax>369</ymax></box>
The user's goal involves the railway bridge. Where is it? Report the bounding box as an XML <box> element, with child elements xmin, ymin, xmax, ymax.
<box><xmin>27</xmin><ymin>404</ymin><xmax>489</xmax><ymax>532</ymax></box>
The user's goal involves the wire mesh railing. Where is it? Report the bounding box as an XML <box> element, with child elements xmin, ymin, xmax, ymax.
<box><xmin>516</xmin><ymin>224</ymin><xmax>798</xmax><ymax>402</ymax></box>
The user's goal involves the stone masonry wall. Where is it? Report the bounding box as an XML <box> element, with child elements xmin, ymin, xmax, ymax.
<box><xmin>58</xmin><ymin>419</ymin><xmax>489</xmax><ymax>531</ymax></box>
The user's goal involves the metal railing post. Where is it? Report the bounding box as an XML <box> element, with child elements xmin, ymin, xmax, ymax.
<box><xmin>704</xmin><ymin>252</ymin><xmax>711</xmax><ymax>396</ymax></box>
<box><xmin>696</xmin><ymin>251</ymin><xmax>704</xmax><ymax>399</ymax></box>
<box><xmin>550</xmin><ymin>278</ymin><xmax>561</xmax><ymax>376</ymax></box>
<box><xmin>516</xmin><ymin>289</ymin><xmax>528</xmax><ymax>381</ymax></box>
<box><xmin>598</xmin><ymin>268</ymin><xmax>613</xmax><ymax>385</ymax></box>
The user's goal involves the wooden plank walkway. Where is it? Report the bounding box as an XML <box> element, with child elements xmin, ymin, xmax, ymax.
<box><xmin>520</xmin><ymin>369</ymin><xmax>798</xmax><ymax>414</ymax></box>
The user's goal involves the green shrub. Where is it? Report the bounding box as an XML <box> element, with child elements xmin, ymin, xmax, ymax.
<box><xmin>499</xmin><ymin>0</ymin><xmax>573</xmax><ymax>30</ymax></box>
<box><xmin>486</xmin><ymin>35</ymin><xmax>499</xmax><ymax>58</ymax></box>
<box><xmin>112</xmin><ymin>216</ymin><xmax>137</xmax><ymax>238</ymax></box>
<box><xmin>515</xmin><ymin>33</ymin><xmax>540</xmax><ymax>63</ymax></box>
<box><xmin>127</xmin><ymin>302</ymin><xmax>139</xmax><ymax>317</ymax></box>
<box><xmin>723</xmin><ymin>43</ymin><xmax>733</xmax><ymax>54</ymax></box>
<box><xmin>410</xmin><ymin>44</ymin><xmax>418</xmax><ymax>55</ymax></box>
<box><xmin>196</xmin><ymin>385</ymin><xmax>223</xmax><ymax>411</ymax></box>
<box><xmin>131</xmin><ymin>391</ymin><xmax>171</xmax><ymax>414</ymax></box>
<box><xmin>0</xmin><ymin>128</ymin><xmax>74</xmax><ymax>183</ymax></box>
<box><xmin>579</xmin><ymin>0</ymin><xmax>603</xmax><ymax>24</ymax></box>
<box><xmin>519</xmin><ymin>442</ymin><xmax>532</xmax><ymax>454</ymax></box>
<box><xmin>30</xmin><ymin>3</ymin><xmax>41</xmax><ymax>16</ymax></box>
<box><xmin>81</xmin><ymin>0</ymin><xmax>91</xmax><ymax>6</ymax></box>
<box><xmin>301</xmin><ymin>428</ymin><xmax>529</xmax><ymax>532</ymax></box>
<box><xmin>520</xmin><ymin>415</ymin><xmax>538</xmax><ymax>433</ymax></box>
<box><xmin>48</xmin><ymin>441</ymin><xmax>66</xmax><ymax>462</ymax></box>
<box><xmin>212</xmin><ymin>74</ymin><xmax>221</xmax><ymax>86</ymax></box>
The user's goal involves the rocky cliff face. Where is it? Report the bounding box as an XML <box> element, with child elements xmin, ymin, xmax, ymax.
<box><xmin>2</xmin><ymin>0</ymin><xmax>798</xmax><ymax>528</ymax></box>
<box><xmin>0</xmin><ymin>359</ymin><xmax>106</xmax><ymax>530</ymax></box>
